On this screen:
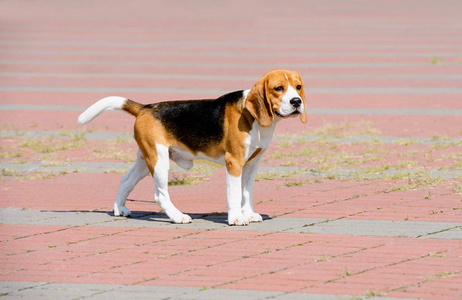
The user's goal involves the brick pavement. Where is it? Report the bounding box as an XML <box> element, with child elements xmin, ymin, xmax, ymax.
<box><xmin>1</xmin><ymin>0</ymin><xmax>461</xmax><ymax>299</ymax></box>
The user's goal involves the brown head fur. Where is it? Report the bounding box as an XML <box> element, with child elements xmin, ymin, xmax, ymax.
<box><xmin>245</xmin><ymin>69</ymin><xmax>307</xmax><ymax>127</ymax></box>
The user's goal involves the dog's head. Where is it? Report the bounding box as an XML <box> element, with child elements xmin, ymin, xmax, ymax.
<box><xmin>245</xmin><ymin>69</ymin><xmax>307</xmax><ymax>127</ymax></box>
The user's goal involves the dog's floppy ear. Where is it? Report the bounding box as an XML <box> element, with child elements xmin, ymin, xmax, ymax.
<box><xmin>300</xmin><ymin>110</ymin><xmax>307</xmax><ymax>123</ymax></box>
<box><xmin>298</xmin><ymin>75</ymin><xmax>308</xmax><ymax>124</ymax></box>
<box><xmin>245</xmin><ymin>76</ymin><xmax>274</xmax><ymax>127</ymax></box>
<box><xmin>299</xmin><ymin>94</ymin><xmax>307</xmax><ymax>124</ymax></box>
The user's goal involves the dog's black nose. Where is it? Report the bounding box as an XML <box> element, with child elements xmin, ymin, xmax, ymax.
<box><xmin>290</xmin><ymin>97</ymin><xmax>302</xmax><ymax>108</ymax></box>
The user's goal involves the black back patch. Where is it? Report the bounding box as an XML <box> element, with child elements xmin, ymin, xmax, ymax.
<box><xmin>152</xmin><ymin>90</ymin><xmax>244</xmax><ymax>152</ymax></box>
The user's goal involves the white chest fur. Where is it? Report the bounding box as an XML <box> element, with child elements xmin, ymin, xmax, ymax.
<box><xmin>244</xmin><ymin>120</ymin><xmax>276</xmax><ymax>161</ymax></box>
<box><xmin>241</xmin><ymin>88</ymin><xmax>277</xmax><ymax>162</ymax></box>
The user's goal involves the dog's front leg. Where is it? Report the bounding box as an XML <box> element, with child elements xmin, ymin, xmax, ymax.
<box><xmin>226</xmin><ymin>170</ymin><xmax>250</xmax><ymax>225</ymax></box>
<box><xmin>225</xmin><ymin>153</ymin><xmax>249</xmax><ymax>226</ymax></box>
<box><xmin>153</xmin><ymin>143</ymin><xmax>192</xmax><ymax>224</ymax></box>
<box><xmin>241</xmin><ymin>157</ymin><xmax>263</xmax><ymax>223</ymax></box>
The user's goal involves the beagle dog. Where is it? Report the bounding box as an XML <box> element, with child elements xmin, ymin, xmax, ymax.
<box><xmin>78</xmin><ymin>69</ymin><xmax>307</xmax><ymax>225</ymax></box>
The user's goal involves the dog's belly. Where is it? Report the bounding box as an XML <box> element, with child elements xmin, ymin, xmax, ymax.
<box><xmin>169</xmin><ymin>147</ymin><xmax>225</xmax><ymax>169</ymax></box>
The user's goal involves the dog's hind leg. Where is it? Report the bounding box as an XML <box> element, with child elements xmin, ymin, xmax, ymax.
<box><xmin>152</xmin><ymin>143</ymin><xmax>192</xmax><ymax>224</ymax></box>
<box><xmin>113</xmin><ymin>150</ymin><xmax>150</xmax><ymax>217</ymax></box>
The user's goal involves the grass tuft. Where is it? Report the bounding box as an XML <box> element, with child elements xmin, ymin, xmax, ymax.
<box><xmin>364</xmin><ymin>289</ymin><xmax>383</xmax><ymax>297</ymax></box>
<box><xmin>168</xmin><ymin>174</ymin><xmax>205</xmax><ymax>186</ymax></box>
<box><xmin>255</xmin><ymin>169</ymin><xmax>306</xmax><ymax>181</ymax></box>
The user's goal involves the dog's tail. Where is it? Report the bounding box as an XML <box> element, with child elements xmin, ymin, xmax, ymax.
<box><xmin>78</xmin><ymin>96</ymin><xmax>144</xmax><ymax>125</ymax></box>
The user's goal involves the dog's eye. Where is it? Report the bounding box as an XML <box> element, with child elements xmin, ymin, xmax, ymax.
<box><xmin>296</xmin><ymin>85</ymin><xmax>302</xmax><ymax>90</ymax></box>
<box><xmin>274</xmin><ymin>86</ymin><xmax>284</xmax><ymax>92</ymax></box>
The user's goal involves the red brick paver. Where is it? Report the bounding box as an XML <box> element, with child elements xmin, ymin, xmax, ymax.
<box><xmin>1</xmin><ymin>0</ymin><xmax>461</xmax><ymax>299</ymax></box>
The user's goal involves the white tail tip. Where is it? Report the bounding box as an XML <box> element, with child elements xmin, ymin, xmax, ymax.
<box><xmin>78</xmin><ymin>96</ymin><xmax>127</xmax><ymax>125</ymax></box>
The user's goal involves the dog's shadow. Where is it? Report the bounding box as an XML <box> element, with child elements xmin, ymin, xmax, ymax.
<box><xmin>50</xmin><ymin>197</ymin><xmax>270</xmax><ymax>225</ymax></box>
<box><xmin>119</xmin><ymin>198</ymin><xmax>271</xmax><ymax>224</ymax></box>
<box><xmin>113</xmin><ymin>210</ymin><xmax>271</xmax><ymax>225</ymax></box>
<box><xmin>125</xmin><ymin>210</ymin><xmax>231</xmax><ymax>224</ymax></box>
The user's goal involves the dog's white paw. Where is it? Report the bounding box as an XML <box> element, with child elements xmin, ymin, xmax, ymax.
<box><xmin>171</xmin><ymin>213</ymin><xmax>192</xmax><ymax>224</ymax></box>
<box><xmin>113</xmin><ymin>204</ymin><xmax>131</xmax><ymax>217</ymax></box>
<box><xmin>228</xmin><ymin>212</ymin><xmax>250</xmax><ymax>226</ymax></box>
<box><xmin>247</xmin><ymin>212</ymin><xmax>263</xmax><ymax>223</ymax></box>
<box><xmin>242</xmin><ymin>209</ymin><xmax>263</xmax><ymax>223</ymax></box>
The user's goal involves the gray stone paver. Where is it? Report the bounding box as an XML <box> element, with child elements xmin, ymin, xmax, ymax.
<box><xmin>2</xmin><ymin>161</ymin><xmax>462</xmax><ymax>180</ymax></box>
<box><xmin>3</xmin><ymin>129</ymin><xmax>462</xmax><ymax>145</ymax></box>
<box><xmin>0</xmin><ymin>282</ymin><xmax>417</xmax><ymax>300</ymax></box>
<box><xmin>3</xmin><ymin>104</ymin><xmax>462</xmax><ymax>116</ymax></box>
<box><xmin>289</xmin><ymin>219</ymin><xmax>462</xmax><ymax>239</ymax></box>
<box><xmin>1</xmin><ymin>208</ymin><xmax>460</xmax><ymax>239</ymax></box>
